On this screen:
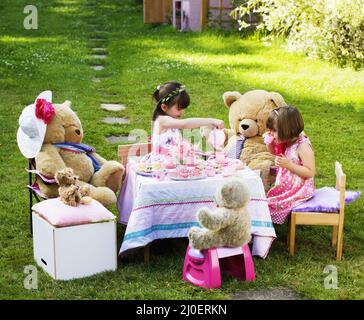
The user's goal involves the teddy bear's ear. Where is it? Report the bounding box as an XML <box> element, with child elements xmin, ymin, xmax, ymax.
<box><xmin>221</xmin><ymin>184</ymin><xmax>233</xmax><ymax>198</ymax></box>
<box><xmin>54</xmin><ymin>171</ymin><xmax>65</xmax><ymax>185</ymax></box>
<box><xmin>223</xmin><ymin>92</ymin><xmax>242</xmax><ymax>108</ymax></box>
<box><xmin>63</xmin><ymin>100</ymin><xmax>72</xmax><ymax>108</ymax></box>
<box><xmin>268</xmin><ymin>92</ymin><xmax>286</xmax><ymax>108</ymax></box>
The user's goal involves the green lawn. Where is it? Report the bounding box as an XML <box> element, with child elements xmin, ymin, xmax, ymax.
<box><xmin>0</xmin><ymin>0</ymin><xmax>363</xmax><ymax>300</ymax></box>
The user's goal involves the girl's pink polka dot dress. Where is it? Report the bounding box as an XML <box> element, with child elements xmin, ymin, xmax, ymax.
<box><xmin>267</xmin><ymin>135</ymin><xmax>314</xmax><ymax>224</ymax></box>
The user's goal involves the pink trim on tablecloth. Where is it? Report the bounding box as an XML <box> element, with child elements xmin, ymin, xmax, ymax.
<box><xmin>132</xmin><ymin>200</ymin><xmax>215</xmax><ymax>212</ymax></box>
<box><xmin>132</xmin><ymin>197</ymin><xmax>267</xmax><ymax>212</ymax></box>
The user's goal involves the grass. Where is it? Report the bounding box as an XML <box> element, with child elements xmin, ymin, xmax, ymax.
<box><xmin>0</xmin><ymin>0</ymin><xmax>363</xmax><ymax>300</ymax></box>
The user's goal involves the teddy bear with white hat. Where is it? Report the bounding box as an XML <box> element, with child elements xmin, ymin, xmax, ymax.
<box><xmin>17</xmin><ymin>91</ymin><xmax>124</xmax><ymax>207</ymax></box>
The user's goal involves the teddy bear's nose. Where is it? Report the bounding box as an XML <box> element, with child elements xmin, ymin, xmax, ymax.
<box><xmin>241</xmin><ymin>124</ymin><xmax>250</xmax><ymax>130</ymax></box>
<box><xmin>75</xmin><ymin>129</ymin><xmax>81</xmax><ymax>135</ymax></box>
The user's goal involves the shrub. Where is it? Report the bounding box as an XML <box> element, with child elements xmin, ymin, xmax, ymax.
<box><xmin>233</xmin><ymin>0</ymin><xmax>364</xmax><ymax>69</ymax></box>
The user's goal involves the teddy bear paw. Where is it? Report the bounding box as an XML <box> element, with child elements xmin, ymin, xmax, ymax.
<box><xmin>188</xmin><ymin>227</ymin><xmax>205</xmax><ymax>249</ymax></box>
<box><xmin>197</xmin><ymin>209</ymin><xmax>214</xmax><ymax>228</ymax></box>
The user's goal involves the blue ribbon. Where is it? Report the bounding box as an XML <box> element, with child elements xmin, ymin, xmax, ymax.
<box><xmin>53</xmin><ymin>142</ymin><xmax>101</xmax><ymax>172</ymax></box>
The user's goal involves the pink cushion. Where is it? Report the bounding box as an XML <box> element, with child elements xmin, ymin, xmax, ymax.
<box><xmin>292</xmin><ymin>187</ymin><xmax>361</xmax><ymax>213</ymax></box>
<box><xmin>32</xmin><ymin>198</ymin><xmax>115</xmax><ymax>227</ymax></box>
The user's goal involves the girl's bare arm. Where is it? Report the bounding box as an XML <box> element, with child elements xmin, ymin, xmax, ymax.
<box><xmin>158</xmin><ymin>116</ymin><xmax>224</xmax><ymax>130</ymax></box>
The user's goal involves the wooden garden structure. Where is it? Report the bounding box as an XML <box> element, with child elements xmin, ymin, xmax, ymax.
<box><xmin>143</xmin><ymin>0</ymin><xmax>246</xmax><ymax>31</ymax></box>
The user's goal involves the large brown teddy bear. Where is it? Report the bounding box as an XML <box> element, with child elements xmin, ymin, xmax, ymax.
<box><xmin>17</xmin><ymin>91</ymin><xmax>125</xmax><ymax>207</ymax></box>
<box><xmin>36</xmin><ymin>100</ymin><xmax>124</xmax><ymax>207</ymax></box>
<box><xmin>223</xmin><ymin>89</ymin><xmax>287</xmax><ymax>190</ymax></box>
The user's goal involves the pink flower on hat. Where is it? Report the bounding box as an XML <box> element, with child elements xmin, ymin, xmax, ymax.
<box><xmin>35</xmin><ymin>98</ymin><xmax>55</xmax><ymax>124</ymax></box>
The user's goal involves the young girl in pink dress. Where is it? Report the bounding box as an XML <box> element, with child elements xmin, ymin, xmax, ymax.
<box><xmin>143</xmin><ymin>80</ymin><xmax>224</xmax><ymax>163</ymax></box>
<box><xmin>265</xmin><ymin>106</ymin><xmax>315</xmax><ymax>224</ymax></box>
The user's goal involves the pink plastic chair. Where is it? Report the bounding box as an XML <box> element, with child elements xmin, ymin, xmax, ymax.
<box><xmin>182</xmin><ymin>244</ymin><xmax>255</xmax><ymax>289</ymax></box>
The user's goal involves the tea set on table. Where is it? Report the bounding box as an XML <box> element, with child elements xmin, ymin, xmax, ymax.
<box><xmin>135</xmin><ymin>129</ymin><xmax>245</xmax><ymax>181</ymax></box>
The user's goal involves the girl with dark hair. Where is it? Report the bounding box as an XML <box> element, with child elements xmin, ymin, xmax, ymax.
<box><xmin>264</xmin><ymin>106</ymin><xmax>315</xmax><ymax>224</ymax></box>
<box><xmin>149</xmin><ymin>81</ymin><xmax>224</xmax><ymax>159</ymax></box>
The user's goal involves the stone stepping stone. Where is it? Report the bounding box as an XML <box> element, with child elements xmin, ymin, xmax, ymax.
<box><xmin>99</xmin><ymin>92</ymin><xmax>118</xmax><ymax>97</ymax></box>
<box><xmin>100</xmin><ymin>103</ymin><xmax>126</xmax><ymax>111</ymax></box>
<box><xmin>231</xmin><ymin>288</ymin><xmax>301</xmax><ymax>300</ymax></box>
<box><xmin>95</xmin><ymin>30</ymin><xmax>108</xmax><ymax>34</ymax></box>
<box><xmin>102</xmin><ymin>117</ymin><xmax>130</xmax><ymax>125</ymax></box>
<box><xmin>93</xmin><ymin>33</ymin><xmax>108</xmax><ymax>38</ymax></box>
<box><xmin>92</xmin><ymin>78</ymin><xmax>101</xmax><ymax>83</ymax></box>
<box><xmin>92</xmin><ymin>47</ymin><xmax>106</xmax><ymax>52</ymax></box>
<box><xmin>106</xmin><ymin>134</ymin><xmax>137</xmax><ymax>144</ymax></box>
<box><xmin>102</xmin><ymin>94</ymin><xmax>118</xmax><ymax>98</ymax></box>
<box><xmin>90</xmin><ymin>65</ymin><xmax>105</xmax><ymax>71</ymax></box>
<box><xmin>90</xmin><ymin>54</ymin><xmax>108</xmax><ymax>59</ymax></box>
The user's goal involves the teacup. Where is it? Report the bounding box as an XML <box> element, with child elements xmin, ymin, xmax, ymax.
<box><xmin>215</xmin><ymin>151</ymin><xmax>226</xmax><ymax>164</ymax></box>
<box><xmin>205</xmin><ymin>166</ymin><xmax>216</xmax><ymax>177</ymax></box>
<box><xmin>153</xmin><ymin>170</ymin><xmax>166</xmax><ymax>181</ymax></box>
<box><xmin>222</xmin><ymin>164</ymin><xmax>237</xmax><ymax>177</ymax></box>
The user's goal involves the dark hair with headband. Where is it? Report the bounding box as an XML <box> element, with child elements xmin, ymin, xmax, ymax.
<box><xmin>152</xmin><ymin>80</ymin><xmax>190</xmax><ymax>121</ymax></box>
<box><xmin>266</xmin><ymin>106</ymin><xmax>304</xmax><ymax>141</ymax></box>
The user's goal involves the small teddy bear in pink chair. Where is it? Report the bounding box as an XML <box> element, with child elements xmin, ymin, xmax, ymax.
<box><xmin>183</xmin><ymin>179</ymin><xmax>255</xmax><ymax>289</ymax></box>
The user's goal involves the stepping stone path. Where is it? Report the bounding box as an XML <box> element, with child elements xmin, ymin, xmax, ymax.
<box><xmin>91</xmin><ymin>65</ymin><xmax>105</xmax><ymax>71</ymax></box>
<box><xmin>105</xmin><ymin>135</ymin><xmax>138</xmax><ymax>144</ymax></box>
<box><xmin>231</xmin><ymin>288</ymin><xmax>301</xmax><ymax>300</ymax></box>
<box><xmin>90</xmin><ymin>54</ymin><xmax>108</xmax><ymax>59</ymax></box>
<box><xmin>95</xmin><ymin>30</ymin><xmax>108</xmax><ymax>34</ymax></box>
<box><xmin>92</xmin><ymin>47</ymin><xmax>106</xmax><ymax>52</ymax></box>
<box><xmin>100</xmin><ymin>103</ymin><xmax>126</xmax><ymax>111</ymax></box>
<box><xmin>102</xmin><ymin>117</ymin><xmax>130</xmax><ymax>125</ymax></box>
<box><xmin>86</xmin><ymin>3</ymin><xmax>131</xmax><ymax>144</ymax></box>
<box><xmin>100</xmin><ymin>92</ymin><xmax>117</xmax><ymax>96</ymax></box>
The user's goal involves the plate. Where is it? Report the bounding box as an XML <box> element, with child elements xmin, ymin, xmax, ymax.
<box><xmin>169</xmin><ymin>173</ymin><xmax>207</xmax><ymax>181</ymax></box>
<box><xmin>136</xmin><ymin>170</ymin><xmax>154</xmax><ymax>177</ymax></box>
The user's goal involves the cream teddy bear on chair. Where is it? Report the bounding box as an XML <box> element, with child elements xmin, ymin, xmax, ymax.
<box><xmin>188</xmin><ymin>179</ymin><xmax>251</xmax><ymax>250</ymax></box>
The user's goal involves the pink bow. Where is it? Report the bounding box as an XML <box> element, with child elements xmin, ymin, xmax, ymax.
<box><xmin>35</xmin><ymin>98</ymin><xmax>55</xmax><ymax>124</ymax></box>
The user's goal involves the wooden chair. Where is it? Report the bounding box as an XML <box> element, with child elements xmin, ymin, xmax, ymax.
<box><xmin>289</xmin><ymin>161</ymin><xmax>346</xmax><ymax>261</ymax></box>
<box><xmin>118</xmin><ymin>142</ymin><xmax>152</xmax><ymax>263</ymax></box>
<box><xmin>118</xmin><ymin>142</ymin><xmax>151</xmax><ymax>168</ymax></box>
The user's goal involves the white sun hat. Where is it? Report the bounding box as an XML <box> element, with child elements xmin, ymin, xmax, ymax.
<box><xmin>17</xmin><ymin>91</ymin><xmax>53</xmax><ymax>159</ymax></box>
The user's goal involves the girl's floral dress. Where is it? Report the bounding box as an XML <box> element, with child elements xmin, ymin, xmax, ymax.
<box><xmin>141</xmin><ymin>128</ymin><xmax>182</xmax><ymax>163</ymax></box>
<box><xmin>267</xmin><ymin>135</ymin><xmax>314</xmax><ymax>224</ymax></box>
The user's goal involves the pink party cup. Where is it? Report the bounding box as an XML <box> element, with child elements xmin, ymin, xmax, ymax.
<box><xmin>154</xmin><ymin>170</ymin><xmax>166</xmax><ymax>181</ymax></box>
<box><xmin>222</xmin><ymin>164</ymin><xmax>236</xmax><ymax>177</ymax></box>
<box><xmin>215</xmin><ymin>151</ymin><xmax>226</xmax><ymax>164</ymax></box>
<box><xmin>263</xmin><ymin>132</ymin><xmax>274</xmax><ymax>145</ymax></box>
<box><xmin>164</xmin><ymin>157</ymin><xmax>176</xmax><ymax>169</ymax></box>
<box><xmin>205</xmin><ymin>166</ymin><xmax>216</xmax><ymax>177</ymax></box>
<box><xmin>185</xmin><ymin>156</ymin><xmax>196</xmax><ymax>167</ymax></box>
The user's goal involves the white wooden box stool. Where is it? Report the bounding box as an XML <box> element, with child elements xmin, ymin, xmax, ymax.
<box><xmin>32</xmin><ymin>198</ymin><xmax>117</xmax><ymax>280</ymax></box>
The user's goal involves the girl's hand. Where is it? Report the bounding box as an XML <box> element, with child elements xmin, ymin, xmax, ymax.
<box><xmin>275</xmin><ymin>155</ymin><xmax>293</xmax><ymax>170</ymax></box>
<box><xmin>212</xmin><ymin>119</ymin><xmax>224</xmax><ymax>129</ymax></box>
